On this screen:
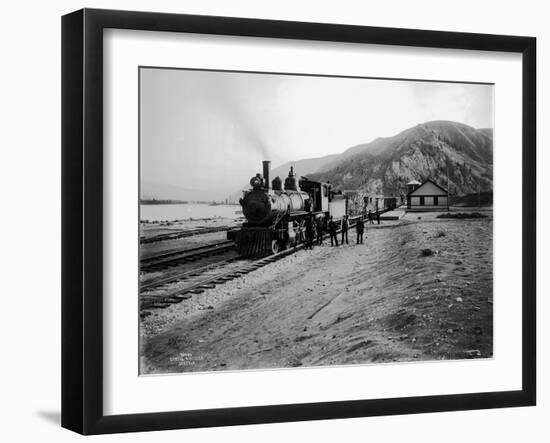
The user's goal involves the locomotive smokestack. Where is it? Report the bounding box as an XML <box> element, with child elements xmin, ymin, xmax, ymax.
<box><xmin>262</xmin><ymin>160</ymin><xmax>271</xmax><ymax>191</ymax></box>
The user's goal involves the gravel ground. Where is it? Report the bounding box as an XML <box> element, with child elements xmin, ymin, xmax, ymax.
<box><xmin>140</xmin><ymin>218</ymin><xmax>493</xmax><ymax>374</ymax></box>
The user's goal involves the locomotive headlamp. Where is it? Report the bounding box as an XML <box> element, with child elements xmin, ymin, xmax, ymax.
<box><xmin>250</xmin><ymin>174</ymin><xmax>263</xmax><ymax>189</ymax></box>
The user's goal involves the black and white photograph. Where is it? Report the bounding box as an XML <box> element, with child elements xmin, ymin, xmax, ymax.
<box><xmin>139</xmin><ymin>67</ymin><xmax>494</xmax><ymax>374</ymax></box>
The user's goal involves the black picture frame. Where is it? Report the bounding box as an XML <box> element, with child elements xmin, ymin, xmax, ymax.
<box><xmin>62</xmin><ymin>8</ymin><xmax>536</xmax><ymax>435</ymax></box>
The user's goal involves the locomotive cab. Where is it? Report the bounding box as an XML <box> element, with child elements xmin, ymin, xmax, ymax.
<box><xmin>299</xmin><ymin>178</ymin><xmax>331</xmax><ymax>213</ymax></box>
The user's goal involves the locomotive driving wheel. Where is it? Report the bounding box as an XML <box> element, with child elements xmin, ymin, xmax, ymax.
<box><xmin>271</xmin><ymin>240</ymin><xmax>280</xmax><ymax>254</ymax></box>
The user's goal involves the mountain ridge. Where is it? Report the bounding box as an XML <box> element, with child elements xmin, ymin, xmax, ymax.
<box><xmin>306</xmin><ymin>120</ymin><xmax>493</xmax><ymax>197</ymax></box>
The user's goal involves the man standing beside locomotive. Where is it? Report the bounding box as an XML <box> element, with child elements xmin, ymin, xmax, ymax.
<box><xmin>341</xmin><ymin>215</ymin><xmax>349</xmax><ymax>245</ymax></box>
<box><xmin>328</xmin><ymin>216</ymin><xmax>339</xmax><ymax>247</ymax></box>
<box><xmin>316</xmin><ymin>216</ymin><xmax>324</xmax><ymax>245</ymax></box>
<box><xmin>356</xmin><ymin>217</ymin><xmax>365</xmax><ymax>244</ymax></box>
<box><xmin>368</xmin><ymin>209</ymin><xmax>374</xmax><ymax>224</ymax></box>
<box><xmin>305</xmin><ymin>214</ymin><xmax>315</xmax><ymax>250</ymax></box>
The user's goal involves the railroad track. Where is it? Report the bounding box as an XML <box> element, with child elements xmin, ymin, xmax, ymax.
<box><xmin>140</xmin><ymin>224</ymin><xmax>242</xmax><ymax>244</ymax></box>
<box><xmin>140</xmin><ymin>243</ymin><xmax>304</xmax><ymax>312</ymax></box>
<box><xmin>141</xmin><ymin>240</ymin><xmax>236</xmax><ymax>272</ymax></box>
<box><xmin>140</xmin><ymin>257</ymin><xmax>241</xmax><ymax>292</ymax></box>
<box><xmin>139</xmin><ymin>216</ymin><xmax>368</xmax><ymax>314</ymax></box>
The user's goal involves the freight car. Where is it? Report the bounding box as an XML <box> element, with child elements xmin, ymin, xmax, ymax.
<box><xmin>227</xmin><ymin>161</ymin><xmax>346</xmax><ymax>257</ymax></box>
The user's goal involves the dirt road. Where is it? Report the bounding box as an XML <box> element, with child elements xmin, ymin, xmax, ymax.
<box><xmin>141</xmin><ymin>219</ymin><xmax>493</xmax><ymax>374</ymax></box>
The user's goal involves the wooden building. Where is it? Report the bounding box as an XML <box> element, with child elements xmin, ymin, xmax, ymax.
<box><xmin>406</xmin><ymin>179</ymin><xmax>449</xmax><ymax>210</ymax></box>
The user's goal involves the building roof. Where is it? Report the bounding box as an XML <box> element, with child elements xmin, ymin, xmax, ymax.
<box><xmin>407</xmin><ymin>180</ymin><xmax>422</xmax><ymax>185</ymax></box>
<box><xmin>407</xmin><ymin>178</ymin><xmax>449</xmax><ymax>196</ymax></box>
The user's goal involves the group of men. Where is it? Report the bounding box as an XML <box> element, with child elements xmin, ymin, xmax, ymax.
<box><xmin>303</xmin><ymin>210</ymin><xmax>380</xmax><ymax>250</ymax></box>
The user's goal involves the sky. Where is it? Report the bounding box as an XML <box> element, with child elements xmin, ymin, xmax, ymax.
<box><xmin>140</xmin><ymin>68</ymin><xmax>493</xmax><ymax>199</ymax></box>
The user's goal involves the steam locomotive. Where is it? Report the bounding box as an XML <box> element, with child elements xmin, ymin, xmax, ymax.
<box><xmin>227</xmin><ymin>161</ymin><xmax>347</xmax><ymax>257</ymax></box>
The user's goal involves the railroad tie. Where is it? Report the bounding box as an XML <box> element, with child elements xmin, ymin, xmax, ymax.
<box><xmin>162</xmin><ymin>298</ymin><xmax>182</xmax><ymax>304</ymax></box>
<box><xmin>172</xmin><ymin>294</ymin><xmax>192</xmax><ymax>300</ymax></box>
<box><xmin>145</xmin><ymin>302</ymin><xmax>171</xmax><ymax>309</ymax></box>
<box><xmin>198</xmin><ymin>284</ymin><xmax>216</xmax><ymax>289</ymax></box>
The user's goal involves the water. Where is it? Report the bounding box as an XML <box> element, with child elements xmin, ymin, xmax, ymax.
<box><xmin>140</xmin><ymin>203</ymin><xmax>242</xmax><ymax>222</ymax></box>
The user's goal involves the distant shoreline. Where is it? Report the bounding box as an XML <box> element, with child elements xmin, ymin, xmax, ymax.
<box><xmin>140</xmin><ymin>199</ymin><xmax>191</xmax><ymax>205</ymax></box>
<box><xmin>140</xmin><ymin>199</ymin><xmax>240</xmax><ymax>206</ymax></box>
